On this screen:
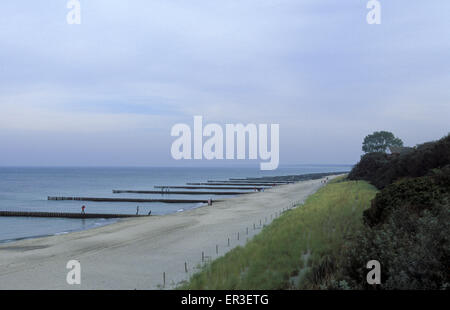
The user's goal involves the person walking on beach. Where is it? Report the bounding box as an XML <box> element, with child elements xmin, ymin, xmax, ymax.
<box><xmin>81</xmin><ymin>205</ymin><xmax>86</xmax><ymax>214</ymax></box>
<box><xmin>208</xmin><ymin>198</ymin><xmax>212</xmax><ymax>206</ymax></box>
<box><xmin>136</xmin><ymin>206</ymin><xmax>139</xmax><ymax>215</ymax></box>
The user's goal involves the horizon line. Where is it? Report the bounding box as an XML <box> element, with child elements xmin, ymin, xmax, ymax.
<box><xmin>0</xmin><ymin>164</ymin><xmax>353</xmax><ymax>169</ymax></box>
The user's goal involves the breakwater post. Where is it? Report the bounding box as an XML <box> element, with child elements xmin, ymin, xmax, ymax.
<box><xmin>0</xmin><ymin>211</ymin><xmax>148</xmax><ymax>219</ymax></box>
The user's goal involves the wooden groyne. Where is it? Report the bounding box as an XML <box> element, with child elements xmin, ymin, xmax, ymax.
<box><xmin>186</xmin><ymin>182</ymin><xmax>280</xmax><ymax>186</ymax></box>
<box><xmin>0</xmin><ymin>211</ymin><xmax>147</xmax><ymax>219</ymax></box>
<box><xmin>213</xmin><ymin>180</ymin><xmax>292</xmax><ymax>184</ymax></box>
<box><xmin>154</xmin><ymin>186</ymin><xmax>267</xmax><ymax>190</ymax></box>
<box><xmin>113</xmin><ymin>190</ymin><xmax>250</xmax><ymax>195</ymax></box>
<box><xmin>48</xmin><ymin>197</ymin><xmax>215</xmax><ymax>204</ymax></box>
<box><xmin>237</xmin><ymin>171</ymin><xmax>348</xmax><ymax>182</ymax></box>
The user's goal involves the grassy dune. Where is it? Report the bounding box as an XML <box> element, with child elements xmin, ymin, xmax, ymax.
<box><xmin>180</xmin><ymin>177</ymin><xmax>377</xmax><ymax>289</ymax></box>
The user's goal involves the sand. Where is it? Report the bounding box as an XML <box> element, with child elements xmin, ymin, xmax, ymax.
<box><xmin>0</xmin><ymin>177</ymin><xmax>333</xmax><ymax>289</ymax></box>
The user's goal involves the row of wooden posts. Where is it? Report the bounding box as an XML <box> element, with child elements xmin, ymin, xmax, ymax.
<box><xmin>3</xmin><ymin>178</ymin><xmax>295</xmax><ymax>218</ymax></box>
<box><xmin>43</xmin><ymin>180</ymin><xmax>289</xmax><ymax>216</ymax></box>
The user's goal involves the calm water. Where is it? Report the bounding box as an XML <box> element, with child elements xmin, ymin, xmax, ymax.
<box><xmin>0</xmin><ymin>166</ymin><xmax>350</xmax><ymax>243</ymax></box>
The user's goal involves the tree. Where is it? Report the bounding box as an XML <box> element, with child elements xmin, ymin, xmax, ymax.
<box><xmin>362</xmin><ymin>131</ymin><xmax>403</xmax><ymax>153</ymax></box>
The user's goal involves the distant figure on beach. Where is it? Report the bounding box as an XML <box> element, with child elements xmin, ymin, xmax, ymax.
<box><xmin>81</xmin><ymin>205</ymin><xmax>85</xmax><ymax>214</ymax></box>
<box><xmin>136</xmin><ymin>206</ymin><xmax>139</xmax><ymax>215</ymax></box>
<box><xmin>148</xmin><ymin>210</ymin><xmax>152</xmax><ymax>215</ymax></box>
<box><xmin>208</xmin><ymin>199</ymin><xmax>212</xmax><ymax>206</ymax></box>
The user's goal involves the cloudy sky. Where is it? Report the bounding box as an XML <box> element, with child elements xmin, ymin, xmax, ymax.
<box><xmin>0</xmin><ymin>1</ymin><xmax>449</xmax><ymax>167</ymax></box>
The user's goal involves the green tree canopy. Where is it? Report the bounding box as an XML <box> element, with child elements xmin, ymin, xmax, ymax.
<box><xmin>362</xmin><ymin>131</ymin><xmax>403</xmax><ymax>153</ymax></box>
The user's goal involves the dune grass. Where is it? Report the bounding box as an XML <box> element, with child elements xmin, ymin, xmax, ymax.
<box><xmin>179</xmin><ymin>177</ymin><xmax>378</xmax><ymax>289</ymax></box>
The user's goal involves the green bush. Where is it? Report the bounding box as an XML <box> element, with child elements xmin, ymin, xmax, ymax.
<box><xmin>363</xmin><ymin>166</ymin><xmax>450</xmax><ymax>227</ymax></box>
<box><xmin>340</xmin><ymin>170</ymin><xmax>450</xmax><ymax>289</ymax></box>
<box><xmin>348</xmin><ymin>134</ymin><xmax>450</xmax><ymax>189</ymax></box>
<box><xmin>341</xmin><ymin>134</ymin><xmax>450</xmax><ymax>289</ymax></box>
<box><xmin>342</xmin><ymin>201</ymin><xmax>449</xmax><ymax>289</ymax></box>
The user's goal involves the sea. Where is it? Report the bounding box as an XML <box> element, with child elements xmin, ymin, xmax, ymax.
<box><xmin>0</xmin><ymin>165</ymin><xmax>350</xmax><ymax>243</ymax></box>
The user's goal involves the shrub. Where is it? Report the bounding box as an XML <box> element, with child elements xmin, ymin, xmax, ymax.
<box><xmin>348</xmin><ymin>134</ymin><xmax>450</xmax><ymax>189</ymax></box>
<box><xmin>340</xmin><ymin>170</ymin><xmax>450</xmax><ymax>289</ymax></box>
<box><xmin>342</xmin><ymin>200</ymin><xmax>449</xmax><ymax>289</ymax></box>
<box><xmin>363</xmin><ymin>166</ymin><xmax>450</xmax><ymax>227</ymax></box>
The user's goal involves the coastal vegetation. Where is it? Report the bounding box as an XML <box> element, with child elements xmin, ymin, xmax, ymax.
<box><xmin>362</xmin><ymin>131</ymin><xmax>404</xmax><ymax>154</ymax></box>
<box><xmin>349</xmin><ymin>134</ymin><xmax>450</xmax><ymax>189</ymax></box>
<box><xmin>180</xmin><ymin>177</ymin><xmax>378</xmax><ymax>289</ymax></box>
<box><xmin>181</xmin><ymin>134</ymin><xmax>449</xmax><ymax>290</ymax></box>
<box><xmin>344</xmin><ymin>134</ymin><xmax>450</xmax><ymax>289</ymax></box>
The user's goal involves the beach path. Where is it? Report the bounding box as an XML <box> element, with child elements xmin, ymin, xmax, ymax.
<box><xmin>0</xmin><ymin>178</ymin><xmax>330</xmax><ymax>289</ymax></box>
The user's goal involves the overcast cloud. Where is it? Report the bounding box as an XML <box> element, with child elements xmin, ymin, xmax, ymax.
<box><xmin>0</xmin><ymin>1</ymin><xmax>449</xmax><ymax>166</ymax></box>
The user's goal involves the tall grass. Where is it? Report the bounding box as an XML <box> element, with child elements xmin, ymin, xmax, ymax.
<box><xmin>179</xmin><ymin>178</ymin><xmax>377</xmax><ymax>290</ymax></box>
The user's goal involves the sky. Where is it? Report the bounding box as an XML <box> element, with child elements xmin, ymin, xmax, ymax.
<box><xmin>0</xmin><ymin>0</ymin><xmax>449</xmax><ymax>167</ymax></box>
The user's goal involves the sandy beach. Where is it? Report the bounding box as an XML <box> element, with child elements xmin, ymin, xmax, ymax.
<box><xmin>0</xmin><ymin>177</ymin><xmax>331</xmax><ymax>290</ymax></box>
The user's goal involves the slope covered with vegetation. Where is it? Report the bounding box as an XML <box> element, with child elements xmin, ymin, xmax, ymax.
<box><xmin>342</xmin><ymin>134</ymin><xmax>450</xmax><ymax>289</ymax></box>
<box><xmin>180</xmin><ymin>178</ymin><xmax>377</xmax><ymax>289</ymax></box>
<box><xmin>180</xmin><ymin>134</ymin><xmax>449</xmax><ymax>290</ymax></box>
<box><xmin>348</xmin><ymin>134</ymin><xmax>450</xmax><ymax>189</ymax></box>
